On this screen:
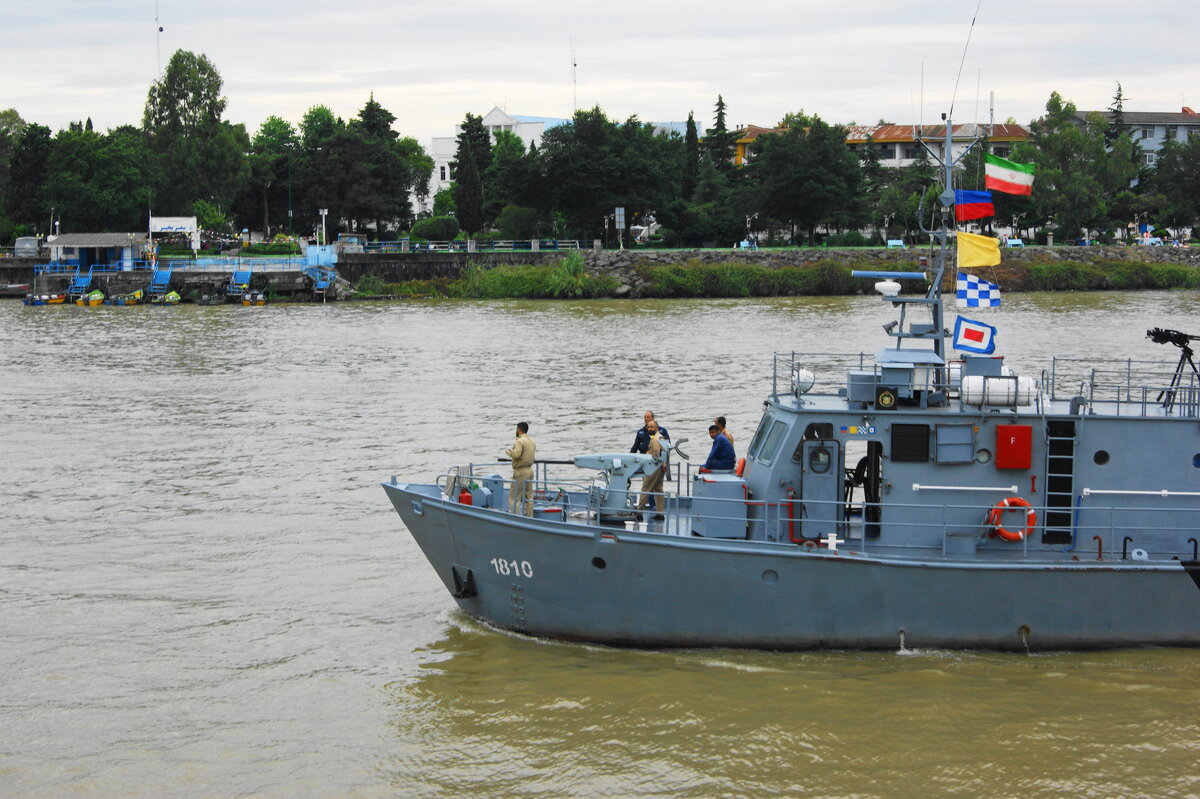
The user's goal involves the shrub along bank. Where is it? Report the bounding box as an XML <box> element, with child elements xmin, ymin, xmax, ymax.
<box><xmin>349</xmin><ymin>255</ymin><xmax>1200</xmax><ymax>300</ymax></box>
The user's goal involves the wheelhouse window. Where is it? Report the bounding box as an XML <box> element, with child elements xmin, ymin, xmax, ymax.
<box><xmin>747</xmin><ymin>414</ymin><xmax>773</xmax><ymax>458</ymax></box>
<box><xmin>757</xmin><ymin>420</ymin><xmax>789</xmax><ymax>464</ymax></box>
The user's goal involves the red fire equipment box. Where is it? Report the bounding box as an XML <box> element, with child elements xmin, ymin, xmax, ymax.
<box><xmin>995</xmin><ymin>425</ymin><xmax>1033</xmax><ymax>469</ymax></box>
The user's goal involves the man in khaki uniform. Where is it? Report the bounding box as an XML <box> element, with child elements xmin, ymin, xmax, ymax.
<box><xmin>505</xmin><ymin>421</ymin><xmax>537</xmax><ymax>516</ymax></box>
<box><xmin>636</xmin><ymin>420</ymin><xmax>667</xmax><ymax>518</ymax></box>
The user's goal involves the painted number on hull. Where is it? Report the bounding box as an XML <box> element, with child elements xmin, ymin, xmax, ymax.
<box><xmin>490</xmin><ymin>558</ymin><xmax>533</xmax><ymax>578</ymax></box>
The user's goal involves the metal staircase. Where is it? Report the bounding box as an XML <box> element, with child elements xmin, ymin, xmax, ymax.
<box><xmin>66</xmin><ymin>267</ymin><xmax>93</xmax><ymax>300</ymax></box>
<box><xmin>146</xmin><ymin>267</ymin><xmax>173</xmax><ymax>300</ymax></box>
<box><xmin>303</xmin><ymin>266</ymin><xmax>337</xmax><ymax>301</ymax></box>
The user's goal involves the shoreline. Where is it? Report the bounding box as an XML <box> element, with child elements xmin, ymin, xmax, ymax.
<box><xmin>6</xmin><ymin>246</ymin><xmax>1200</xmax><ymax>302</ymax></box>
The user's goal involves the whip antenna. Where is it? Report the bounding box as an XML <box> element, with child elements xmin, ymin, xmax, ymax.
<box><xmin>948</xmin><ymin>0</ymin><xmax>984</xmax><ymax>119</ymax></box>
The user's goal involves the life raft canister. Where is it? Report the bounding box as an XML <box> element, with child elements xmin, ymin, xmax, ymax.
<box><xmin>987</xmin><ymin>496</ymin><xmax>1036</xmax><ymax>541</ymax></box>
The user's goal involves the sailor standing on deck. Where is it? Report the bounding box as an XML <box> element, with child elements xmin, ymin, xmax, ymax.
<box><xmin>630</xmin><ymin>410</ymin><xmax>669</xmax><ymax>453</ymax></box>
<box><xmin>505</xmin><ymin>422</ymin><xmax>537</xmax><ymax>516</ymax></box>
<box><xmin>636</xmin><ymin>420</ymin><xmax>668</xmax><ymax>518</ymax></box>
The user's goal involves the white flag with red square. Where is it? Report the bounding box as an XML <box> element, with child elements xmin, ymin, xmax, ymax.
<box><xmin>953</xmin><ymin>315</ymin><xmax>997</xmax><ymax>354</ymax></box>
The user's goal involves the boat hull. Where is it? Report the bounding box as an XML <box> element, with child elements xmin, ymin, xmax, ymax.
<box><xmin>383</xmin><ymin>481</ymin><xmax>1200</xmax><ymax>650</ymax></box>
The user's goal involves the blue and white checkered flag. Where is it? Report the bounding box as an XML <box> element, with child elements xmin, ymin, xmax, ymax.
<box><xmin>956</xmin><ymin>271</ymin><xmax>1001</xmax><ymax>308</ymax></box>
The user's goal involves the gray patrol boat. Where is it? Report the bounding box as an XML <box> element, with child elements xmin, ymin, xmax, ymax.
<box><xmin>383</xmin><ymin>117</ymin><xmax>1200</xmax><ymax>650</ymax></box>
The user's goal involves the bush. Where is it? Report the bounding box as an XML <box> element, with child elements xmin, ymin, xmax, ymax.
<box><xmin>636</xmin><ymin>259</ymin><xmax>854</xmax><ymax>298</ymax></box>
<box><xmin>495</xmin><ymin>205</ymin><xmax>539</xmax><ymax>240</ymax></box>
<box><xmin>411</xmin><ymin>216</ymin><xmax>460</xmax><ymax>241</ymax></box>
<box><xmin>354</xmin><ymin>274</ymin><xmax>388</xmax><ymax>296</ymax></box>
<box><xmin>825</xmin><ymin>231</ymin><xmax>870</xmax><ymax>247</ymax></box>
<box><xmin>242</xmin><ymin>241</ymin><xmax>300</xmax><ymax>255</ymax></box>
<box><xmin>547</xmin><ymin>251</ymin><xmax>587</xmax><ymax>297</ymax></box>
<box><xmin>1029</xmin><ymin>262</ymin><xmax>1105</xmax><ymax>290</ymax></box>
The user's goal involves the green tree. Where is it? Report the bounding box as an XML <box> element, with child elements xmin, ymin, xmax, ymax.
<box><xmin>347</xmin><ymin>95</ymin><xmax>421</xmax><ymax>234</ymax></box>
<box><xmin>0</xmin><ymin>108</ymin><xmax>26</xmax><ymax>234</ymax></box>
<box><xmin>483</xmin><ymin>130</ymin><xmax>528</xmax><ymax>222</ymax></box>
<box><xmin>432</xmin><ymin>186</ymin><xmax>456</xmax><ymax>217</ymax></box>
<box><xmin>294</xmin><ymin>105</ymin><xmax>345</xmax><ymax>236</ymax></box>
<box><xmin>454</xmin><ymin>144</ymin><xmax>484</xmax><ymax>236</ymax></box>
<box><xmin>142</xmin><ymin>50</ymin><xmax>248</xmax><ymax>214</ymax></box>
<box><xmin>1145</xmin><ymin>137</ymin><xmax>1200</xmax><ymax>236</ymax></box>
<box><xmin>703</xmin><ymin>95</ymin><xmax>736</xmax><ymax>175</ymax></box>
<box><xmin>6</xmin><ymin>123</ymin><xmax>52</xmax><ymax>231</ymax></box>
<box><xmin>300</xmin><ymin>105</ymin><xmax>341</xmax><ymax>151</ymax></box>
<box><xmin>1015</xmin><ymin>91</ymin><xmax>1138</xmax><ymax>238</ymax></box>
<box><xmin>452</xmin><ymin>113</ymin><xmax>489</xmax><ymax>235</ymax></box>
<box><xmin>192</xmin><ymin>197</ymin><xmax>229</xmax><ymax>231</ymax></box>
<box><xmin>237</xmin><ymin>115</ymin><xmax>298</xmax><ymax>237</ymax></box>
<box><xmin>747</xmin><ymin>116</ymin><xmax>862</xmax><ymax>243</ymax></box>
<box><xmin>683</xmin><ymin>111</ymin><xmax>699</xmax><ymax>199</ymax></box>
<box><xmin>495</xmin><ymin>205</ymin><xmax>539</xmax><ymax>239</ymax></box>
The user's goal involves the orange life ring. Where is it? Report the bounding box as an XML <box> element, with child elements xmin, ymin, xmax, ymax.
<box><xmin>987</xmin><ymin>496</ymin><xmax>1036</xmax><ymax>541</ymax></box>
<box><xmin>735</xmin><ymin>457</ymin><xmax>746</xmax><ymax>477</ymax></box>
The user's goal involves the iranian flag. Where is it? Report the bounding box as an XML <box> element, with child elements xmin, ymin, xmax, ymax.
<box><xmin>984</xmin><ymin>153</ymin><xmax>1035</xmax><ymax>195</ymax></box>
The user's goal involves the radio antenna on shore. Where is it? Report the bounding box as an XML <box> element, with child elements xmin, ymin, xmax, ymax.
<box><xmin>155</xmin><ymin>0</ymin><xmax>163</xmax><ymax>77</ymax></box>
<box><xmin>570</xmin><ymin>37</ymin><xmax>578</xmax><ymax>112</ymax></box>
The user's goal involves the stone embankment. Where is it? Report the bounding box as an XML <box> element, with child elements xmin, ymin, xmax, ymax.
<box><xmin>581</xmin><ymin>245</ymin><xmax>1200</xmax><ymax>297</ymax></box>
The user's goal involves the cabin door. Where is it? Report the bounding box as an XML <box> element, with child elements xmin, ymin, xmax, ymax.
<box><xmin>799</xmin><ymin>440</ymin><xmax>842</xmax><ymax>539</ymax></box>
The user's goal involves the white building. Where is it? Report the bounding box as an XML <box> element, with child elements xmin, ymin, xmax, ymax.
<box><xmin>418</xmin><ymin>107</ymin><xmax>569</xmax><ymax>215</ymax></box>
<box><xmin>1073</xmin><ymin>107</ymin><xmax>1200</xmax><ymax>166</ymax></box>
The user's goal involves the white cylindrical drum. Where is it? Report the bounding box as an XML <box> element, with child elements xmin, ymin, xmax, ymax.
<box><xmin>961</xmin><ymin>375</ymin><xmax>1035</xmax><ymax>406</ymax></box>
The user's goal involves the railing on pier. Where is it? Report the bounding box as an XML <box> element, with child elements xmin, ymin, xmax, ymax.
<box><xmin>362</xmin><ymin>239</ymin><xmax>583</xmax><ymax>254</ymax></box>
<box><xmin>34</xmin><ymin>257</ymin><xmax>315</xmax><ymax>275</ymax></box>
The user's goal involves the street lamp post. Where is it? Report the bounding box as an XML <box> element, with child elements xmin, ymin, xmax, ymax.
<box><xmin>287</xmin><ymin>157</ymin><xmax>293</xmax><ymax>236</ymax></box>
<box><xmin>319</xmin><ymin>208</ymin><xmax>328</xmax><ymax>246</ymax></box>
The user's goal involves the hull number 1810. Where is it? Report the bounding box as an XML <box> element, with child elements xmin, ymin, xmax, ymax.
<box><xmin>490</xmin><ymin>558</ymin><xmax>533</xmax><ymax>578</ymax></box>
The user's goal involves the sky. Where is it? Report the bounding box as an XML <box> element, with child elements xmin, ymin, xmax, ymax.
<box><xmin>3</xmin><ymin>0</ymin><xmax>1197</xmax><ymax>146</ymax></box>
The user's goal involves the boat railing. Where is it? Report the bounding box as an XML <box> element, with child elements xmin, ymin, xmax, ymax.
<box><xmin>1046</xmin><ymin>357</ymin><xmax>1200</xmax><ymax>416</ymax></box>
<box><xmin>431</xmin><ymin>465</ymin><xmax>1200</xmax><ymax>559</ymax></box>
<box><xmin>771</xmin><ymin>352</ymin><xmax>873</xmax><ymax>397</ymax></box>
<box><xmin>772</xmin><ymin>351</ymin><xmax>971</xmax><ymax>401</ymax></box>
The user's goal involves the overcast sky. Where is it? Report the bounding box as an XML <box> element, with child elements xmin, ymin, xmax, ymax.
<box><xmin>4</xmin><ymin>0</ymin><xmax>1197</xmax><ymax>146</ymax></box>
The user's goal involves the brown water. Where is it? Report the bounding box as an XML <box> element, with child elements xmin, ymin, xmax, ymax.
<box><xmin>2</xmin><ymin>292</ymin><xmax>1198</xmax><ymax>798</ymax></box>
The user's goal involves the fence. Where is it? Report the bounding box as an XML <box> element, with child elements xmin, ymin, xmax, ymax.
<box><xmin>363</xmin><ymin>239</ymin><xmax>583</xmax><ymax>254</ymax></box>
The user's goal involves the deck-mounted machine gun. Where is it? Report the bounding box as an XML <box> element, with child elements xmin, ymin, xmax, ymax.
<box><xmin>1147</xmin><ymin>327</ymin><xmax>1200</xmax><ymax>412</ymax></box>
<box><xmin>573</xmin><ymin>438</ymin><xmax>689</xmax><ymax>522</ymax></box>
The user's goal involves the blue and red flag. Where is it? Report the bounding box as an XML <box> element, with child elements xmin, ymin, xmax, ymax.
<box><xmin>953</xmin><ymin>315</ymin><xmax>997</xmax><ymax>354</ymax></box>
<box><xmin>954</xmin><ymin>190</ymin><xmax>995</xmax><ymax>222</ymax></box>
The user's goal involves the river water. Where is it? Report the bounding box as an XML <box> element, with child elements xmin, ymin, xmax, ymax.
<box><xmin>2</xmin><ymin>291</ymin><xmax>1198</xmax><ymax>798</ymax></box>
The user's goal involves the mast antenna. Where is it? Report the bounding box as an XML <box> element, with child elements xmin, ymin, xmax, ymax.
<box><xmin>948</xmin><ymin>0</ymin><xmax>984</xmax><ymax>119</ymax></box>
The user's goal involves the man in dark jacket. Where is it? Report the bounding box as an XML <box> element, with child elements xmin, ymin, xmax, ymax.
<box><xmin>702</xmin><ymin>424</ymin><xmax>736</xmax><ymax>471</ymax></box>
<box><xmin>631</xmin><ymin>410</ymin><xmax>669</xmax><ymax>453</ymax></box>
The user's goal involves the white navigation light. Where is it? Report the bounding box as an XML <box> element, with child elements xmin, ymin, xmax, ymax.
<box><xmin>875</xmin><ymin>280</ymin><xmax>902</xmax><ymax>298</ymax></box>
<box><xmin>791</xmin><ymin>366</ymin><xmax>816</xmax><ymax>395</ymax></box>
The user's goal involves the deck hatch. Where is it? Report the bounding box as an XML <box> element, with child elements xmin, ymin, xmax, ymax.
<box><xmin>891</xmin><ymin>424</ymin><xmax>930</xmax><ymax>462</ymax></box>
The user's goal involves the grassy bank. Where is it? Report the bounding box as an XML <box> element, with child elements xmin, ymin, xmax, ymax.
<box><xmin>351</xmin><ymin>256</ymin><xmax>1200</xmax><ymax>300</ymax></box>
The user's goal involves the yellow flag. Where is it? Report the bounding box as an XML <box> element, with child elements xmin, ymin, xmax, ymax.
<box><xmin>957</xmin><ymin>231</ymin><xmax>1001</xmax><ymax>267</ymax></box>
